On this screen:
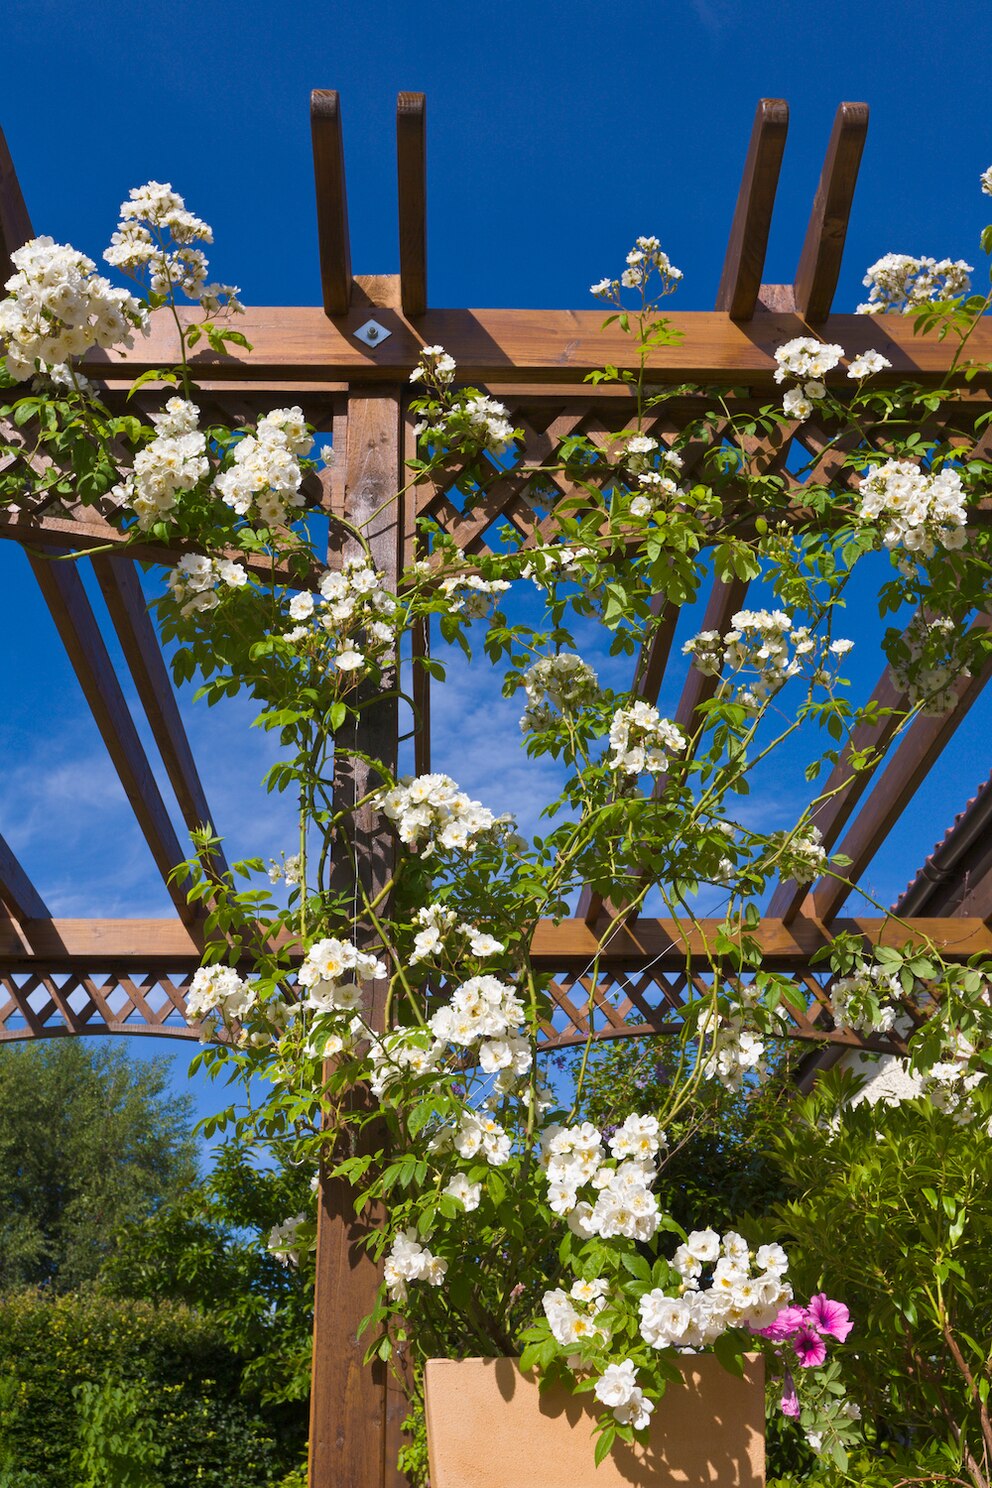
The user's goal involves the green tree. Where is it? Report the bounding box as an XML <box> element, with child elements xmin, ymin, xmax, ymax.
<box><xmin>0</xmin><ymin>1040</ymin><xmax>198</xmax><ymax>1290</ymax></box>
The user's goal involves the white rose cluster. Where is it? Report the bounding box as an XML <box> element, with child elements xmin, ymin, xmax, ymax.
<box><xmin>830</xmin><ymin>962</ymin><xmax>900</xmax><ymax>1036</ymax></box>
<box><xmin>410</xmin><ymin>347</ymin><xmax>516</xmax><ymax>454</ymax></box>
<box><xmin>591</xmin><ymin>236</ymin><xmax>683</xmax><ymax>297</ymax></box>
<box><xmin>541</xmin><ymin>1115</ymin><xmax>665</xmax><ymax>1242</ymax></box>
<box><xmin>982</xmin><ymin>166</ymin><xmax>992</xmax><ymax>197</ymax></box>
<box><xmin>369</xmin><ymin>1028</ymin><xmax>441</xmax><ymax>1098</ymax></box>
<box><xmin>608</xmin><ymin>702</ymin><xmax>686</xmax><ymax>776</ymax></box>
<box><xmin>187</xmin><ymin>964</ymin><xmax>256</xmax><ymax>1025</ymax></box>
<box><xmin>374</xmin><ymin>773</ymin><xmax>501</xmax><ymax>857</ymax></box>
<box><xmin>889</xmin><ymin>614</ymin><xmax>963</xmax><ymax>716</ymax></box>
<box><xmin>543</xmin><ymin>1277</ymin><xmax>610</xmax><ymax>1348</ymax></box>
<box><xmin>213</xmin><ymin>406</ymin><xmax>311</xmax><ymax>528</ymax></box>
<box><xmin>298</xmin><ymin>936</ymin><xmax>387</xmax><ymax>1015</ymax></box>
<box><xmin>166</xmin><ymin>551</ymin><xmax>248</xmax><ymax>617</ymax></box>
<box><xmin>409</xmin><ymin>903</ymin><xmax>505</xmax><ymax>967</ymax></box>
<box><xmin>0</xmin><ymin>235</ymin><xmax>146</xmax><ymax>381</ymax></box>
<box><xmin>267</xmin><ymin>1213</ymin><xmax>309</xmax><ymax>1268</ymax></box>
<box><xmin>770</xmin><ymin>823</ymin><xmax>828</xmax><ymax>886</ymax></box>
<box><xmin>438</xmin><ymin>573</ymin><xmax>511</xmax><ymax>618</ymax></box>
<box><xmin>622</xmin><ymin>435</ymin><xmax>684</xmax><ymax>478</ymax></box>
<box><xmin>639</xmin><ymin>1230</ymin><xmax>791</xmax><ymax>1350</ymax></box>
<box><xmin>429</xmin><ymin>975</ymin><xmax>530</xmax><ymax>1083</ymax></box>
<box><xmin>104</xmin><ymin>180</ymin><xmax>240</xmax><ymax>310</ymax></box>
<box><xmin>593</xmin><ymin>1359</ymin><xmax>654</xmax><ymax>1432</ymax></box>
<box><xmin>283</xmin><ymin>557</ymin><xmax>396</xmax><ymax>673</ymax></box>
<box><xmin>858</xmin><ymin>458</ymin><xmax>967</xmax><ymax>557</ymax></box>
<box><xmin>773</xmin><ymin>338</ymin><xmax>843</xmax><ymax>421</ymax></box>
<box><xmin>683</xmin><ymin>610</ymin><xmax>854</xmax><ymax>713</ymax></box>
<box><xmin>519</xmin><ymin>653</ymin><xmax>600</xmax><ymax>732</ymax></box>
<box><xmin>109</xmin><ymin>397</ymin><xmax>210</xmax><ymax>530</ymax></box>
<box><xmin>857</xmin><ymin>253</ymin><xmax>972</xmax><ymax>315</ymax></box>
<box><xmin>698</xmin><ymin>1000</ymin><xmax>769</xmax><ymax>1092</ymax></box>
<box><xmin>384</xmin><ymin>1227</ymin><xmax>447</xmax><ymax>1303</ymax></box>
<box><xmin>452</xmin><ymin>1109</ymin><xmax>513</xmax><ymax>1166</ymax></box>
<box><xmin>629</xmin><ymin>468</ymin><xmax>685</xmax><ymax>520</ymax></box>
<box><xmin>847</xmin><ymin>349</ymin><xmax>892</xmax><ymax>380</ymax></box>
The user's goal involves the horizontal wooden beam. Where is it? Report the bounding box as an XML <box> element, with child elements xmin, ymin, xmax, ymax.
<box><xmin>77</xmin><ymin>306</ymin><xmax>992</xmax><ymax>388</ymax></box>
<box><xmin>3</xmin><ymin>913</ymin><xmax>988</xmax><ymax>971</ymax></box>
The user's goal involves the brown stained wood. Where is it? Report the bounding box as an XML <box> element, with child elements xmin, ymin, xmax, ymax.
<box><xmin>92</xmin><ymin>557</ymin><xmax>229</xmax><ymax>875</ymax></box>
<box><xmin>716</xmin><ymin>99</ymin><xmax>789</xmax><ymax>321</ymax></box>
<box><xmin>310</xmin><ymin>388</ymin><xmax>405</xmax><ymax>1488</ymax></box>
<box><xmin>529</xmin><ymin>914</ymin><xmax>992</xmax><ymax>968</ymax></box>
<box><xmin>311</xmin><ymin>90</ymin><xmax>352</xmax><ymax>316</ymax></box>
<box><xmin>0</xmin><ymin>123</ymin><xmax>32</xmax><ymax>285</ymax></box>
<box><xmin>794</xmin><ymin>103</ymin><xmax>869</xmax><ymax>323</ymax></box>
<box><xmin>396</xmin><ymin>93</ymin><xmax>427</xmax><ymax>317</ymax></box>
<box><xmin>2</xmin><ymin>913</ymin><xmax>989</xmax><ymax>976</ymax></box>
<box><xmin>77</xmin><ymin>305</ymin><xmax>992</xmax><ymax>388</ymax></box>
<box><xmin>28</xmin><ymin>552</ymin><xmax>197</xmax><ymax>926</ymax></box>
<box><xmin>0</xmin><ymin>832</ymin><xmax>50</xmax><ymax>920</ymax></box>
<box><xmin>814</xmin><ymin>628</ymin><xmax>992</xmax><ymax>923</ymax></box>
<box><xmin>768</xmin><ymin>663</ymin><xmax>906</xmax><ymax>922</ymax></box>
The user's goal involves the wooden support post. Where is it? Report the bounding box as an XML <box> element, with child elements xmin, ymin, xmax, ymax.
<box><xmin>312</xmin><ymin>89</ymin><xmax>353</xmax><ymax>317</ymax></box>
<box><xmin>793</xmin><ymin>102</ymin><xmax>869</xmax><ymax>322</ymax></box>
<box><xmin>715</xmin><ymin>98</ymin><xmax>789</xmax><ymax>321</ymax></box>
<box><xmin>396</xmin><ymin>93</ymin><xmax>427</xmax><ymax>317</ymax></box>
<box><xmin>309</xmin><ymin>387</ymin><xmax>407</xmax><ymax>1488</ymax></box>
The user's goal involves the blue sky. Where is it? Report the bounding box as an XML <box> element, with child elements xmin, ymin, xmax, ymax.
<box><xmin>1</xmin><ymin>0</ymin><xmax>991</xmax><ymax>1142</ymax></box>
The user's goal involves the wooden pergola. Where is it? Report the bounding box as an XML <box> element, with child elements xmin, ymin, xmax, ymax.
<box><xmin>0</xmin><ymin>92</ymin><xmax>990</xmax><ymax>1486</ymax></box>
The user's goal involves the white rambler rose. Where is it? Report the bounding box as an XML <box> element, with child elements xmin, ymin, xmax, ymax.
<box><xmin>384</xmin><ymin>1227</ymin><xmax>447</xmax><ymax>1303</ymax></box>
<box><xmin>187</xmin><ymin>964</ymin><xmax>255</xmax><ymax>1024</ymax></box>
<box><xmin>773</xmin><ymin>337</ymin><xmax>843</xmax><ymax>384</ymax></box>
<box><xmin>608</xmin><ymin>702</ymin><xmax>685</xmax><ymax>776</ymax></box>
<box><xmin>288</xmin><ymin>591</ymin><xmax>315</xmax><ymax>621</ymax></box>
<box><xmin>639</xmin><ymin>1291</ymin><xmax>692</xmax><ymax>1348</ymax></box>
<box><xmin>374</xmin><ymin>773</ymin><xmax>503</xmax><ymax>857</ymax></box>
<box><xmin>267</xmin><ymin>1213</ymin><xmax>307</xmax><ymax>1268</ymax></box>
<box><xmin>334</xmin><ymin>648</ymin><xmax>365</xmax><ymax>671</ymax></box>
<box><xmin>858</xmin><ymin>253</ymin><xmax>971</xmax><ymax>314</ymax></box>
<box><xmin>782</xmin><ymin>387</ymin><xmax>813</xmax><ymax>422</ymax></box>
<box><xmin>847</xmin><ymin>349</ymin><xmax>891</xmax><ymax>379</ymax></box>
<box><xmin>443</xmin><ymin>1174</ymin><xmax>482</xmax><ymax>1211</ymax></box>
<box><xmin>858</xmin><ymin>458</ymin><xmax>966</xmax><ymax>557</ymax></box>
<box><xmin>594</xmin><ymin>1359</ymin><xmax>640</xmax><ymax>1409</ymax></box>
<box><xmin>519</xmin><ymin>653</ymin><xmax>600</xmax><ymax>732</ymax></box>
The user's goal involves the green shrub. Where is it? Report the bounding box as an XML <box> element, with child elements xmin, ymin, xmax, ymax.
<box><xmin>0</xmin><ymin>1290</ymin><xmax>306</xmax><ymax>1487</ymax></box>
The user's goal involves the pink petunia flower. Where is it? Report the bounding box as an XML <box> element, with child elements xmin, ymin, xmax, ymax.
<box><xmin>793</xmin><ymin>1327</ymin><xmax>827</xmax><ymax>1368</ymax></box>
<box><xmin>808</xmin><ymin>1293</ymin><xmax>852</xmax><ymax>1342</ymax></box>
<box><xmin>779</xmin><ymin>1370</ymin><xmax>800</xmax><ymax>1418</ymax></box>
<box><xmin>757</xmin><ymin>1305</ymin><xmax>809</xmax><ymax>1342</ymax></box>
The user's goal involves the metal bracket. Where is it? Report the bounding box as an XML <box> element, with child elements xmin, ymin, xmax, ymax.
<box><xmin>353</xmin><ymin>318</ymin><xmax>391</xmax><ymax>347</ymax></box>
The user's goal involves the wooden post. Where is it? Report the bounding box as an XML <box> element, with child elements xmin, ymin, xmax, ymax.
<box><xmin>309</xmin><ymin>386</ymin><xmax>408</xmax><ymax>1488</ymax></box>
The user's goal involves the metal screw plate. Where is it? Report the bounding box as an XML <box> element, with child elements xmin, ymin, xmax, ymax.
<box><xmin>354</xmin><ymin>318</ymin><xmax>391</xmax><ymax>347</ymax></box>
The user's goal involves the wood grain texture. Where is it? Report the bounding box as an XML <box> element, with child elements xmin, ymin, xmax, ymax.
<box><xmin>0</xmin><ymin>124</ymin><xmax>32</xmax><ymax>286</ymax></box>
<box><xmin>92</xmin><ymin>557</ymin><xmax>229</xmax><ymax>875</ymax></box>
<box><xmin>28</xmin><ymin>553</ymin><xmax>195</xmax><ymax>925</ymax></box>
<box><xmin>396</xmin><ymin>93</ymin><xmax>427</xmax><ymax>317</ymax></box>
<box><xmin>0</xmin><ymin>832</ymin><xmax>50</xmax><ymax>921</ymax></box>
<box><xmin>794</xmin><ymin>102</ymin><xmax>869</xmax><ymax>322</ymax></box>
<box><xmin>311</xmin><ymin>89</ymin><xmax>352</xmax><ymax>316</ymax></box>
<box><xmin>310</xmin><ymin>388</ymin><xmax>406</xmax><ymax>1488</ymax></box>
<box><xmin>77</xmin><ymin>305</ymin><xmax>992</xmax><ymax>387</ymax></box>
<box><xmin>814</xmin><ymin>625</ymin><xmax>992</xmax><ymax>923</ymax></box>
<box><xmin>716</xmin><ymin>98</ymin><xmax>789</xmax><ymax>320</ymax></box>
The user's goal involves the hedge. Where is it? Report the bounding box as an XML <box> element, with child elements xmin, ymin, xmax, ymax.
<box><xmin>0</xmin><ymin>1289</ymin><xmax>307</xmax><ymax>1486</ymax></box>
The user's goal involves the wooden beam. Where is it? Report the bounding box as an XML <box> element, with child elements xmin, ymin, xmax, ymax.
<box><xmin>28</xmin><ymin>553</ymin><xmax>197</xmax><ymax>925</ymax></box>
<box><xmin>768</xmin><ymin>663</ymin><xmax>906</xmax><ymax>922</ymax></box>
<box><xmin>894</xmin><ymin>772</ymin><xmax>992</xmax><ymax>922</ymax></box>
<box><xmin>715</xmin><ymin>98</ymin><xmax>789</xmax><ymax>321</ymax></box>
<box><xmin>0</xmin><ymin>832</ymin><xmax>50</xmax><ymax>920</ymax></box>
<box><xmin>77</xmin><ymin>306</ymin><xmax>992</xmax><ymax>389</ymax></box>
<box><xmin>814</xmin><ymin>637</ymin><xmax>992</xmax><ymax>923</ymax></box>
<box><xmin>311</xmin><ymin>89</ymin><xmax>352</xmax><ymax>316</ymax></box>
<box><xmin>0</xmin><ymin>123</ymin><xmax>32</xmax><ymax>285</ymax></box>
<box><xmin>793</xmin><ymin>102</ymin><xmax>869</xmax><ymax>323</ymax></box>
<box><xmin>310</xmin><ymin>388</ymin><xmax>404</xmax><ymax>1488</ymax></box>
<box><xmin>3</xmin><ymin>914</ymin><xmax>989</xmax><ymax>973</ymax></box>
<box><xmin>91</xmin><ymin>557</ymin><xmax>229</xmax><ymax>875</ymax></box>
<box><xmin>396</xmin><ymin>92</ymin><xmax>427</xmax><ymax>317</ymax></box>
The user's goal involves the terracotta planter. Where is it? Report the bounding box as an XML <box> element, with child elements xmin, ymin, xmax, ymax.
<box><xmin>424</xmin><ymin>1354</ymin><xmax>765</xmax><ymax>1487</ymax></box>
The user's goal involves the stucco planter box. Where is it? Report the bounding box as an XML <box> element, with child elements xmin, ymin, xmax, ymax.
<box><xmin>424</xmin><ymin>1353</ymin><xmax>765</xmax><ymax>1487</ymax></box>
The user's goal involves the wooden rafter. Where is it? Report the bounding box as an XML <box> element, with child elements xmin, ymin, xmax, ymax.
<box><xmin>396</xmin><ymin>92</ymin><xmax>427</xmax><ymax>317</ymax></box>
<box><xmin>794</xmin><ymin>102</ymin><xmax>869</xmax><ymax>323</ymax></box>
<box><xmin>715</xmin><ymin>98</ymin><xmax>789</xmax><ymax>321</ymax></box>
<box><xmin>311</xmin><ymin>89</ymin><xmax>352</xmax><ymax>316</ymax></box>
<box><xmin>0</xmin><ymin>832</ymin><xmax>50</xmax><ymax>921</ymax></box>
